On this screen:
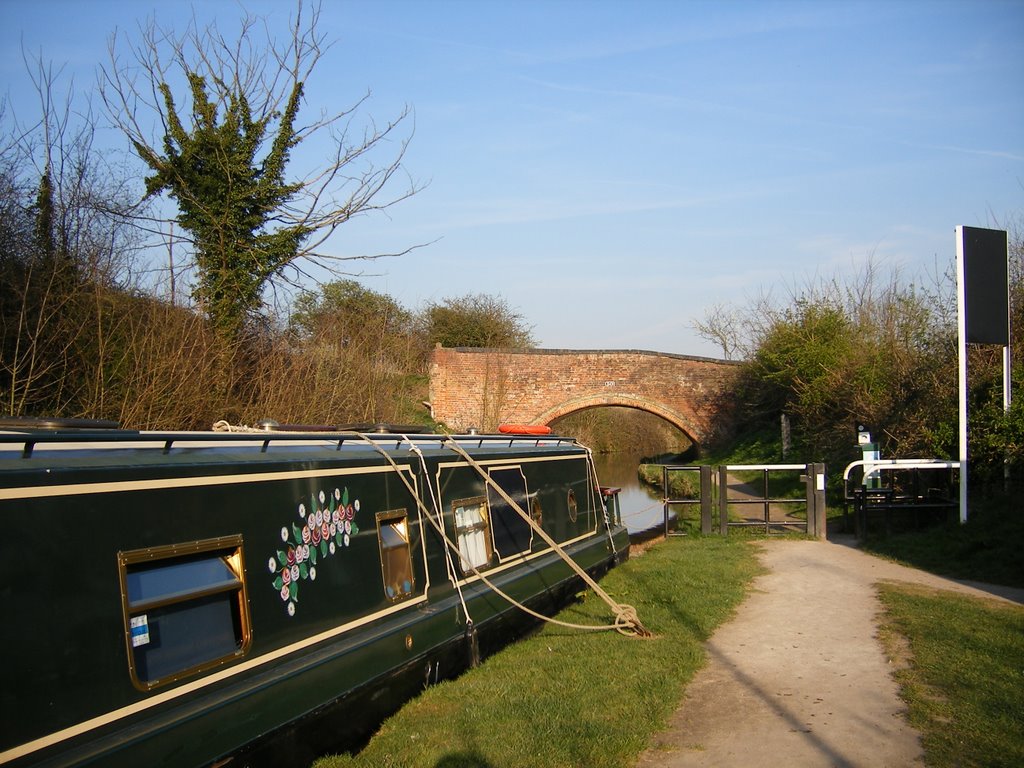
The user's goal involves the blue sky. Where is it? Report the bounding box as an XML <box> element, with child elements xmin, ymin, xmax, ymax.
<box><xmin>2</xmin><ymin>0</ymin><xmax>1022</xmax><ymax>356</ymax></box>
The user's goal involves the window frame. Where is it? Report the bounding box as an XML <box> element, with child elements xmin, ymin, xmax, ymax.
<box><xmin>530</xmin><ymin>495</ymin><xmax>543</xmax><ymax>528</ymax></box>
<box><xmin>451</xmin><ymin>495</ymin><xmax>493</xmax><ymax>574</ymax></box>
<box><xmin>486</xmin><ymin>466</ymin><xmax>534</xmax><ymax>561</ymax></box>
<box><xmin>376</xmin><ymin>509</ymin><xmax>416</xmax><ymax>602</ymax></box>
<box><xmin>117</xmin><ymin>535</ymin><xmax>252</xmax><ymax>691</ymax></box>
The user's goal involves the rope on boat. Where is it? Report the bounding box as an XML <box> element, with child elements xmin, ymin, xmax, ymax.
<box><xmin>208</xmin><ymin>421</ymin><xmax>649</xmax><ymax>636</ymax></box>
<box><xmin>580</xmin><ymin>443</ymin><xmax>620</xmax><ymax>555</ymax></box>
<box><xmin>441</xmin><ymin>438</ymin><xmax>650</xmax><ymax>638</ymax></box>
<box><xmin>356</xmin><ymin>433</ymin><xmax>649</xmax><ymax>638</ymax></box>
<box><xmin>212</xmin><ymin>420</ymin><xmax>264</xmax><ymax>432</ymax></box>
<box><xmin>402</xmin><ymin>439</ymin><xmax>481</xmax><ymax>666</ymax></box>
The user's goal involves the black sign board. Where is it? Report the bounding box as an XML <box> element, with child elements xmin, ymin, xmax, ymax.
<box><xmin>960</xmin><ymin>226</ymin><xmax>1009</xmax><ymax>345</ymax></box>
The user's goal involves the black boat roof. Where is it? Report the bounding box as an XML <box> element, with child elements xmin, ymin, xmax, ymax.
<box><xmin>0</xmin><ymin>419</ymin><xmax>582</xmax><ymax>463</ymax></box>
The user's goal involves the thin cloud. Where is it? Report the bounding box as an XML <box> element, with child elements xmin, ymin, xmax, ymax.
<box><xmin>911</xmin><ymin>142</ymin><xmax>1024</xmax><ymax>163</ymax></box>
<box><xmin>432</xmin><ymin>190</ymin><xmax>752</xmax><ymax>231</ymax></box>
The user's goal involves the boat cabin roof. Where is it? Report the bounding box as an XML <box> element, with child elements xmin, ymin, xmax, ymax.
<box><xmin>0</xmin><ymin>420</ymin><xmax>582</xmax><ymax>466</ymax></box>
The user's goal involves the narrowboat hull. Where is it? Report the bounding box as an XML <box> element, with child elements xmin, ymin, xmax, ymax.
<box><xmin>0</xmin><ymin>427</ymin><xmax>629</xmax><ymax>767</ymax></box>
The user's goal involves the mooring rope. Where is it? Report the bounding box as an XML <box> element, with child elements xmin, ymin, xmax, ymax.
<box><xmin>401</xmin><ymin>437</ymin><xmax>481</xmax><ymax>663</ymax></box>
<box><xmin>620</xmin><ymin>499</ymin><xmax>669</xmax><ymax>521</ymax></box>
<box><xmin>441</xmin><ymin>437</ymin><xmax>650</xmax><ymax>637</ymax></box>
<box><xmin>209</xmin><ymin>421</ymin><xmax>649</xmax><ymax>636</ymax></box>
<box><xmin>355</xmin><ymin>433</ymin><xmax>649</xmax><ymax>637</ymax></box>
<box><xmin>211</xmin><ymin>420</ymin><xmax>264</xmax><ymax>432</ymax></box>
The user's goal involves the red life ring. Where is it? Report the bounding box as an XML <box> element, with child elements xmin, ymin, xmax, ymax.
<box><xmin>497</xmin><ymin>424</ymin><xmax>552</xmax><ymax>436</ymax></box>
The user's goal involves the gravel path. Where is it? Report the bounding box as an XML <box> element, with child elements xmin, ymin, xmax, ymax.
<box><xmin>635</xmin><ymin>535</ymin><xmax>1024</xmax><ymax>768</ymax></box>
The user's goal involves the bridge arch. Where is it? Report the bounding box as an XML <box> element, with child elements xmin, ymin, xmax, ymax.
<box><xmin>536</xmin><ymin>394</ymin><xmax>702</xmax><ymax>446</ymax></box>
<box><xmin>429</xmin><ymin>347</ymin><xmax>738</xmax><ymax>447</ymax></box>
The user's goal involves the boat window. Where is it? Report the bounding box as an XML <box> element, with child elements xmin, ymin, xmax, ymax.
<box><xmin>487</xmin><ymin>467</ymin><xmax>533</xmax><ymax>560</ymax></box>
<box><xmin>377</xmin><ymin>510</ymin><xmax>414</xmax><ymax>601</ymax></box>
<box><xmin>531</xmin><ymin>495</ymin><xmax>543</xmax><ymax>528</ymax></box>
<box><xmin>453</xmin><ymin>496</ymin><xmax>492</xmax><ymax>573</ymax></box>
<box><xmin>567</xmin><ymin>489</ymin><xmax>578</xmax><ymax>522</ymax></box>
<box><xmin>118</xmin><ymin>536</ymin><xmax>251</xmax><ymax>691</ymax></box>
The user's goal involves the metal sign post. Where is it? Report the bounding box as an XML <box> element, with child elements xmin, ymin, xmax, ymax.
<box><xmin>955</xmin><ymin>225</ymin><xmax>1011</xmax><ymax>523</ymax></box>
<box><xmin>956</xmin><ymin>234</ymin><xmax>968</xmax><ymax>524</ymax></box>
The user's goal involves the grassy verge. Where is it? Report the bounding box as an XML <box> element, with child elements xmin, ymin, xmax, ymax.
<box><xmin>877</xmin><ymin>584</ymin><xmax>1024</xmax><ymax>767</ymax></box>
<box><xmin>314</xmin><ymin>537</ymin><xmax>761</xmax><ymax>768</ymax></box>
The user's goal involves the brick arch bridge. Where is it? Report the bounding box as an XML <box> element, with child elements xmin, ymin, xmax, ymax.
<box><xmin>428</xmin><ymin>346</ymin><xmax>740</xmax><ymax>448</ymax></box>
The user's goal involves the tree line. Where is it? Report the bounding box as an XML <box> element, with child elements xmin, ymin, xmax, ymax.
<box><xmin>1</xmin><ymin>181</ymin><xmax>532</xmax><ymax>429</ymax></box>
<box><xmin>695</xmin><ymin>241</ymin><xmax>1024</xmax><ymax>485</ymax></box>
<box><xmin>1</xmin><ymin>4</ymin><xmax>533</xmax><ymax>430</ymax></box>
<box><xmin>1</xmin><ymin>190</ymin><xmax>533</xmax><ymax>429</ymax></box>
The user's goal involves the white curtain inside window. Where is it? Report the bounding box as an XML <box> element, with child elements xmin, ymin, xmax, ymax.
<box><xmin>455</xmin><ymin>503</ymin><xmax>489</xmax><ymax>571</ymax></box>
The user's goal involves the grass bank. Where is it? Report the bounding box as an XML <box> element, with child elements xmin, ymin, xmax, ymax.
<box><xmin>878</xmin><ymin>584</ymin><xmax>1024</xmax><ymax>767</ymax></box>
<box><xmin>314</xmin><ymin>537</ymin><xmax>761</xmax><ymax>768</ymax></box>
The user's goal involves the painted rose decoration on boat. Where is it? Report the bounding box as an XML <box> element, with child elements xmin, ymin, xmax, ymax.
<box><xmin>269</xmin><ymin>486</ymin><xmax>360</xmax><ymax>616</ymax></box>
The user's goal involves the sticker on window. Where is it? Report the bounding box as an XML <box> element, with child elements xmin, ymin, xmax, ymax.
<box><xmin>130</xmin><ymin>615</ymin><xmax>150</xmax><ymax>647</ymax></box>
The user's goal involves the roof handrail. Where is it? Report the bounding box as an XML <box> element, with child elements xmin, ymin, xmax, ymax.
<box><xmin>842</xmin><ymin>458</ymin><xmax>960</xmax><ymax>483</ymax></box>
<box><xmin>0</xmin><ymin>428</ymin><xmax>580</xmax><ymax>457</ymax></box>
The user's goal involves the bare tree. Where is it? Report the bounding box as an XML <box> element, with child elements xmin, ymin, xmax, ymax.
<box><xmin>1</xmin><ymin>51</ymin><xmax>143</xmax><ymax>418</ymax></box>
<box><xmin>99</xmin><ymin>1</ymin><xmax>422</xmax><ymax>337</ymax></box>
<box><xmin>692</xmin><ymin>302</ymin><xmax>744</xmax><ymax>360</ymax></box>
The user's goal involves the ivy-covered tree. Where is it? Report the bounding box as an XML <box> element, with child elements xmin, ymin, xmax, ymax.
<box><xmin>131</xmin><ymin>73</ymin><xmax>308</xmax><ymax>338</ymax></box>
<box><xmin>745</xmin><ymin>300</ymin><xmax>853</xmax><ymax>457</ymax></box>
<box><xmin>32</xmin><ymin>169</ymin><xmax>56</xmax><ymax>260</ymax></box>
<box><xmin>100</xmin><ymin>2</ymin><xmax>419</xmax><ymax>338</ymax></box>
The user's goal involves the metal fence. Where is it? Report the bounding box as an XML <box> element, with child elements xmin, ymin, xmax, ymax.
<box><xmin>661</xmin><ymin>463</ymin><xmax>827</xmax><ymax>538</ymax></box>
<box><xmin>842</xmin><ymin>459</ymin><xmax>959</xmax><ymax>538</ymax></box>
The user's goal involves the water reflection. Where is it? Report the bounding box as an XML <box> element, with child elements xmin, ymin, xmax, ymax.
<box><xmin>591</xmin><ymin>451</ymin><xmax>670</xmax><ymax>536</ymax></box>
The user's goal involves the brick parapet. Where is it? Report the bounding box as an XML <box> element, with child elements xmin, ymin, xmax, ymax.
<box><xmin>429</xmin><ymin>346</ymin><xmax>739</xmax><ymax>444</ymax></box>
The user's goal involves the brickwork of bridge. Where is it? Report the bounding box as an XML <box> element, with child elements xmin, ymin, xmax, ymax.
<box><xmin>428</xmin><ymin>346</ymin><xmax>740</xmax><ymax>447</ymax></box>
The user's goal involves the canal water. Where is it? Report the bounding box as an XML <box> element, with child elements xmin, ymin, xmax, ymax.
<box><xmin>590</xmin><ymin>451</ymin><xmax>669</xmax><ymax>536</ymax></box>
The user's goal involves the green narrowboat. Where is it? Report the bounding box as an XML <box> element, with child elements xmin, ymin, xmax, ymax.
<box><xmin>0</xmin><ymin>420</ymin><xmax>630</xmax><ymax>767</ymax></box>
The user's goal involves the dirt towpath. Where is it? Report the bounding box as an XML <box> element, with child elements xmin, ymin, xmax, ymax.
<box><xmin>635</xmin><ymin>535</ymin><xmax>1024</xmax><ymax>768</ymax></box>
